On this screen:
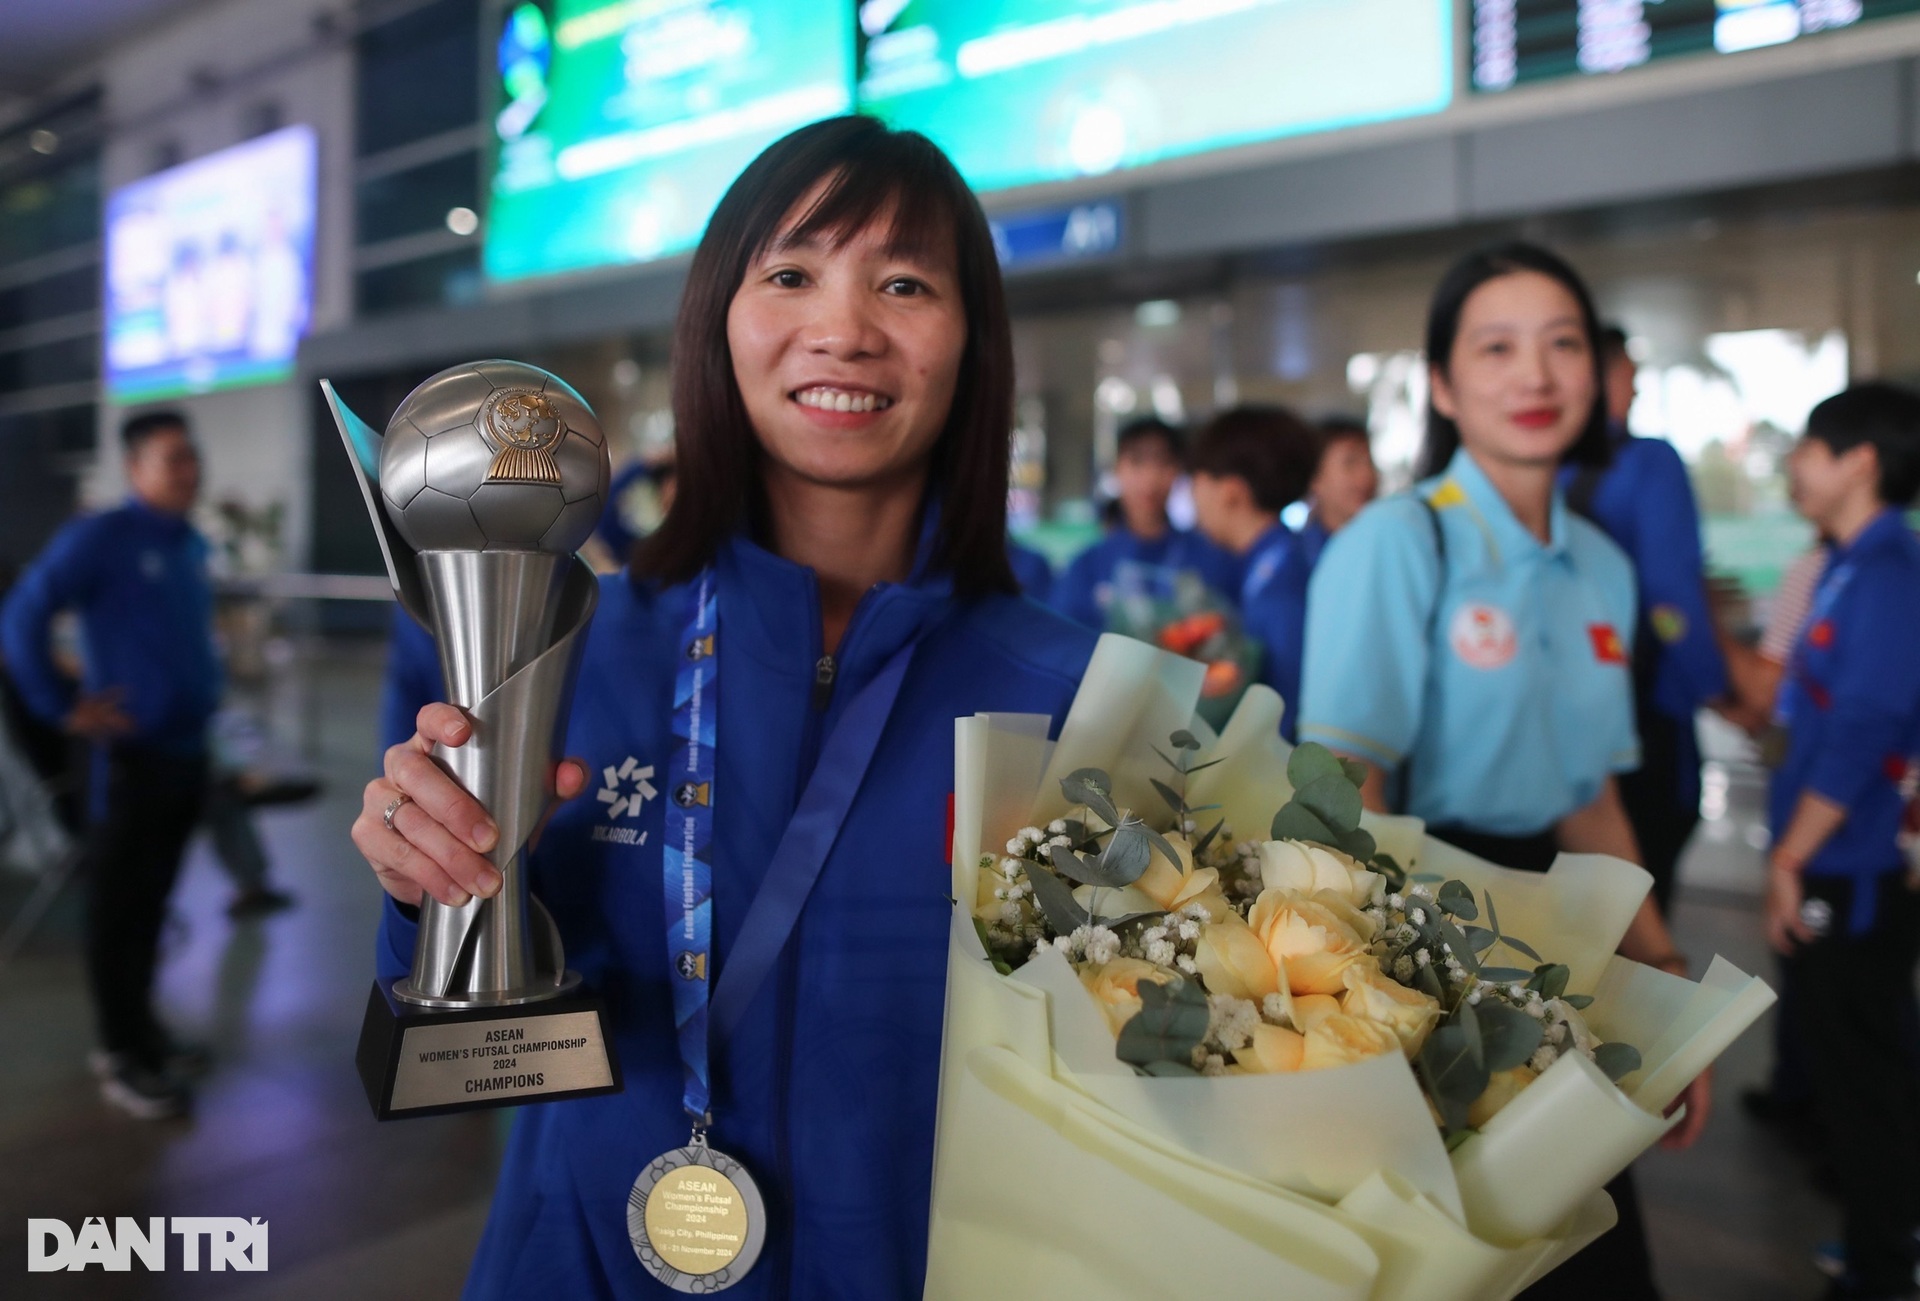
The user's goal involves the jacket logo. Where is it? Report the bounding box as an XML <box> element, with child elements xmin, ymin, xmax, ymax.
<box><xmin>596</xmin><ymin>757</ymin><xmax>656</xmax><ymax>820</ymax></box>
<box><xmin>1449</xmin><ymin>603</ymin><xmax>1516</xmax><ymax>670</ymax></box>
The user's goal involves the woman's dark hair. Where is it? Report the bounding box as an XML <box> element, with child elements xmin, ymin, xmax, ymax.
<box><xmin>1415</xmin><ymin>241</ymin><xmax>1611</xmax><ymax>480</ymax></box>
<box><xmin>1805</xmin><ymin>382</ymin><xmax>1920</xmax><ymax>506</ymax></box>
<box><xmin>1115</xmin><ymin>417</ymin><xmax>1184</xmax><ymax>462</ymax></box>
<box><xmin>1189</xmin><ymin>406</ymin><xmax>1322</xmax><ymax>513</ymax></box>
<box><xmin>635</xmin><ymin>115</ymin><xmax>1015</xmax><ymax>596</ymax></box>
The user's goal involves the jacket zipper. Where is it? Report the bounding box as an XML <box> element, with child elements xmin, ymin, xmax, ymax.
<box><xmin>774</xmin><ymin>580</ymin><xmax>888</xmax><ymax>1298</ymax></box>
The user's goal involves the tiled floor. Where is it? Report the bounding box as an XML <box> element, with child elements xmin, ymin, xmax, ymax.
<box><xmin>0</xmin><ymin>656</ymin><xmax>1856</xmax><ymax>1297</ymax></box>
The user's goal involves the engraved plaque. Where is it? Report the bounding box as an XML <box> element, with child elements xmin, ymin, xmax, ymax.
<box><xmin>389</xmin><ymin>1010</ymin><xmax>614</xmax><ymax>1112</ymax></box>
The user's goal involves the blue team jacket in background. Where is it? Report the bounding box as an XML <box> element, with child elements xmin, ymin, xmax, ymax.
<box><xmin>1050</xmin><ymin>525</ymin><xmax>1241</xmax><ymax>630</ymax></box>
<box><xmin>1238</xmin><ymin>517</ymin><xmax>1329</xmax><ymax>744</ymax></box>
<box><xmin>1</xmin><ymin>499</ymin><xmax>221</xmax><ymax>756</ymax></box>
<box><xmin>1560</xmin><ymin>429</ymin><xmax>1728</xmax><ymax>805</ymax></box>
<box><xmin>1007</xmin><ymin>538</ymin><xmax>1054</xmax><ymax>604</ymax></box>
<box><xmin>1770</xmin><ymin>508</ymin><xmax>1920</xmax><ymax>933</ymax></box>
<box><xmin>376</xmin><ymin>533</ymin><xmax>1095</xmax><ymax>1299</ymax></box>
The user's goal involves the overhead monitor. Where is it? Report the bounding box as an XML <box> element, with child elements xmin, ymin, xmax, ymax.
<box><xmin>1472</xmin><ymin>0</ymin><xmax>1918</xmax><ymax>91</ymax></box>
<box><xmin>103</xmin><ymin>124</ymin><xmax>317</xmax><ymax>402</ymax></box>
<box><xmin>484</xmin><ymin>1</ymin><xmax>855</xmax><ymax>282</ymax></box>
<box><xmin>856</xmin><ymin>0</ymin><xmax>1454</xmax><ymax>194</ymax></box>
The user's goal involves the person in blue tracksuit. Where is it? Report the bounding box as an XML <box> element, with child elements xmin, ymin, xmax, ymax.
<box><xmin>1</xmin><ymin>410</ymin><xmax>222</xmax><ymax>1119</ymax></box>
<box><xmin>1186</xmin><ymin>406</ymin><xmax>1323</xmax><ymax>740</ymax></box>
<box><xmin>1764</xmin><ymin>384</ymin><xmax>1920</xmax><ymax>1301</ymax></box>
<box><xmin>1050</xmin><ymin>418</ymin><xmax>1240</xmax><ymax>629</ymax></box>
<box><xmin>1298</xmin><ymin>243</ymin><xmax>1709</xmax><ymax>1301</ymax></box>
<box><xmin>1561</xmin><ymin>326</ymin><xmax>1729</xmax><ymax>913</ymax></box>
<box><xmin>352</xmin><ymin>118</ymin><xmax>1097</xmax><ymax>1300</ymax></box>
<box><xmin>1007</xmin><ymin>536</ymin><xmax>1053</xmax><ymax>602</ymax></box>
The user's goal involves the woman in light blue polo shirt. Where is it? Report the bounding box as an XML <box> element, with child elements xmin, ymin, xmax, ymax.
<box><xmin>1299</xmin><ymin>243</ymin><xmax>1706</xmax><ymax>1301</ymax></box>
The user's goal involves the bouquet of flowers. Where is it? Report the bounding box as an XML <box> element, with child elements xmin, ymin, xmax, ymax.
<box><xmin>926</xmin><ymin>635</ymin><xmax>1774</xmax><ymax>1300</ymax></box>
<box><xmin>1103</xmin><ymin>563</ymin><xmax>1260</xmax><ymax>730</ymax></box>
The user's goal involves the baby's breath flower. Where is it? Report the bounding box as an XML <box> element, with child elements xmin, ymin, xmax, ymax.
<box><xmin>1201</xmin><ymin>1053</ymin><xmax>1227</xmax><ymax>1077</ymax></box>
<box><xmin>1047</xmin><ymin>819</ymin><xmax>1068</xmax><ymax>835</ymax></box>
<box><xmin>1047</xmin><ymin>834</ymin><xmax>1072</xmax><ymax>848</ymax></box>
<box><xmin>1177</xmin><ymin>920</ymin><xmax>1201</xmax><ymax>942</ymax></box>
<box><xmin>1529</xmin><ymin>1046</ymin><xmax>1558</xmax><ymax>1074</ymax></box>
<box><xmin>1005</xmin><ymin>838</ymin><xmax>1024</xmax><ymax>856</ymax></box>
<box><xmin>1176</xmin><ymin>954</ymin><xmax>1199</xmax><ymax>975</ymax></box>
<box><xmin>1410</xmin><ymin>908</ymin><xmax>1426</xmax><ymax>926</ymax></box>
<box><xmin>1146</xmin><ymin>939</ymin><xmax>1175</xmax><ymax>966</ymax></box>
<box><xmin>1261</xmin><ymin>993</ymin><xmax>1290</xmax><ymax>1023</ymax></box>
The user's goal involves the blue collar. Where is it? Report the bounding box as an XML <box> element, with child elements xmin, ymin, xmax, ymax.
<box><xmin>1830</xmin><ymin>508</ymin><xmax>1908</xmax><ymax>565</ymax></box>
<box><xmin>1440</xmin><ymin>448</ymin><xmax>1571</xmax><ymax>562</ymax></box>
<box><xmin>124</xmin><ymin>496</ymin><xmax>193</xmax><ymax>537</ymax></box>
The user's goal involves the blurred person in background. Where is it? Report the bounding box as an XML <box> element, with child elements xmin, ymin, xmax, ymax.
<box><xmin>1308</xmin><ymin>414</ymin><xmax>1381</xmax><ymax>534</ymax></box>
<box><xmin>1762</xmin><ymin>383</ymin><xmax>1920</xmax><ymax>1301</ymax></box>
<box><xmin>1051</xmin><ymin>416</ymin><xmax>1239</xmax><ymax>629</ymax></box>
<box><xmin>0</xmin><ymin>410</ymin><xmax>220</xmax><ymax>1120</ymax></box>
<box><xmin>1188</xmin><ymin>405</ymin><xmax>1325</xmax><ymax>740</ymax></box>
<box><xmin>1299</xmin><ymin>242</ymin><xmax>1708</xmax><ymax>1300</ymax></box>
<box><xmin>1561</xmin><ymin>324</ymin><xmax>1730</xmax><ymax>915</ymax></box>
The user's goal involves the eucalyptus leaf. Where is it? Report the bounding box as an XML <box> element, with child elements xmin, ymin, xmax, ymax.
<box><xmin>1529</xmin><ymin>964</ymin><xmax>1571</xmax><ymax>1001</ymax></box>
<box><xmin>1338</xmin><ymin>826</ymin><xmax>1378</xmax><ymax>863</ymax></box>
<box><xmin>1271</xmin><ymin>802</ymin><xmax>1338</xmax><ymax>847</ymax></box>
<box><xmin>1115</xmin><ymin>978</ymin><xmax>1210</xmax><ymax>1068</ymax></box>
<box><xmin>1286</xmin><ymin>742</ymin><xmax>1346</xmax><ymax>791</ymax></box>
<box><xmin>1415</xmin><ymin>963</ymin><xmax>1445</xmax><ymax>1000</ymax></box>
<box><xmin>1024</xmin><ymin>863</ymin><xmax>1088</xmax><ymax>933</ymax></box>
<box><xmin>1102</xmin><ymin>827</ymin><xmax>1152</xmax><ymax>884</ymax></box>
<box><xmin>1475</xmin><ymin>1000</ymin><xmax>1544</xmax><ymax>1071</ymax></box>
<box><xmin>1593</xmin><ymin>1042</ymin><xmax>1643</xmax><ymax>1082</ymax></box>
<box><xmin>1498</xmin><ymin>934</ymin><xmax>1543</xmax><ymax>963</ymax></box>
<box><xmin>1562</xmin><ymin>994</ymin><xmax>1594</xmax><ymax>1010</ymax></box>
<box><xmin>1150</xmin><ymin>744</ymin><xmax>1179</xmax><ymax>773</ymax></box>
<box><xmin>1483</xmin><ymin>891</ymin><xmax>1501</xmax><ymax>936</ymax></box>
<box><xmin>1046</xmin><ymin>843</ymin><xmax>1104</xmax><ymax>886</ymax></box>
<box><xmin>972</xmin><ymin>918</ymin><xmax>1014</xmax><ymax>975</ymax></box>
<box><xmin>1193</xmin><ymin>818</ymin><xmax>1227</xmax><ymax>858</ymax></box>
<box><xmin>1138</xmin><ymin>1059</ymin><xmax>1200</xmax><ymax>1078</ymax></box>
<box><xmin>1411</xmin><ymin>872</ymin><xmax>1444</xmax><ymax>884</ymax></box>
<box><xmin>1456</xmin><ymin>998</ymin><xmax>1485</xmax><ymax>1066</ymax></box>
<box><xmin>1141</xmin><ymin>825</ymin><xmax>1183</xmax><ymax>873</ymax></box>
<box><xmin>1419</xmin><ymin>1022</ymin><xmax>1490</xmax><ymax>1133</ymax></box>
<box><xmin>1170</xmin><ymin>729</ymin><xmax>1201</xmax><ymax>752</ymax></box>
<box><xmin>1294</xmin><ymin>772</ymin><xmax>1363</xmax><ymax>834</ymax></box>
<box><xmin>1463</xmin><ymin>926</ymin><xmax>1498</xmax><ymax>954</ymax></box>
<box><xmin>1477</xmin><ymin>967</ymin><xmax>1533</xmax><ymax>984</ymax></box>
<box><xmin>1150</xmin><ymin>778</ymin><xmax>1187</xmax><ymax>818</ymax></box>
<box><xmin>1184</xmin><ymin>757</ymin><xmax>1226</xmax><ymax>775</ymax></box>
<box><xmin>1340</xmin><ymin>757</ymin><xmax>1369</xmax><ymax>788</ymax></box>
<box><xmin>1434</xmin><ymin>915</ymin><xmax>1482</xmax><ymax>976</ymax></box>
<box><xmin>1061</xmin><ymin>769</ymin><xmax>1120</xmax><ymax>826</ymax></box>
<box><xmin>1437</xmin><ymin>880</ymin><xmax>1479</xmax><ymax>920</ymax></box>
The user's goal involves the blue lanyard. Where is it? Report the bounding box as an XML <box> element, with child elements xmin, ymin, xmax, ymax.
<box><xmin>1776</xmin><ymin>556</ymin><xmax>1853</xmax><ymax>728</ymax></box>
<box><xmin>665</xmin><ymin>572</ymin><xmax>920</xmax><ymax>1126</ymax></box>
<box><xmin>1241</xmin><ymin>534</ymin><xmax>1291</xmax><ymax>606</ymax></box>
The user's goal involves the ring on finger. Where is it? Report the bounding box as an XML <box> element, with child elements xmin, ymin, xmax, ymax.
<box><xmin>383</xmin><ymin>792</ymin><xmax>413</xmax><ymax>832</ymax></box>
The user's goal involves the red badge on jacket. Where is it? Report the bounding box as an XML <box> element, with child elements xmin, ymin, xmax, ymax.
<box><xmin>1809</xmin><ymin>620</ymin><xmax>1835</xmax><ymax>650</ymax></box>
<box><xmin>1589</xmin><ymin>624</ymin><xmax>1628</xmax><ymax>665</ymax></box>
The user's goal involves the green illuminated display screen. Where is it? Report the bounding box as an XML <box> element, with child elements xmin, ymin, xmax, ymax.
<box><xmin>859</xmin><ymin>0</ymin><xmax>1453</xmax><ymax>194</ymax></box>
<box><xmin>484</xmin><ymin>1</ymin><xmax>854</xmax><ymax>282</ymax></box>
<box><xmin>484</xmin><ymin>0</ymin><xmax>1453</xmax><ymax>282</ymax></box>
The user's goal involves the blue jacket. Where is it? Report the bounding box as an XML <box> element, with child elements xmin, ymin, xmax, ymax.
<box><xmin>376</xmin><ymin>534</ymin><xmax>1095</xmax><ymax>1298</ymax></box>
<box><xmin>1007</xmin><ymin>539</ymin><xmax>1053</xmax><ymax>604</ymax></box>
<box><xmin>1561</xmin><ymin>429</ymin><xmax>1728</xmax><ymax>803</ymax></box>
<box><xmin>1241</xmin><ymin>518</ymin><xmax>1327</xmax><ymax>744</ymax></box>
<box><xmin>1050</xmin><ymin>525</ymin><xmax>1241</xmax><ymax>630</ymax></box>
<box><xmin>1</xmin><ymin>499</ymin><xmax>220</xmax><ymax>757</ymax></box>
<box><xmin>1769</xmin><ymin>508</ymin><xmax>1920</xmax><ymax>932</ymax></box>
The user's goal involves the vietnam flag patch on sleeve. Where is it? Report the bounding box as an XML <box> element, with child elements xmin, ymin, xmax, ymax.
<box><xmin>1589</xmin><ymin>623</ymin><xmax>1628</xmax><ymax>665</ymax></box>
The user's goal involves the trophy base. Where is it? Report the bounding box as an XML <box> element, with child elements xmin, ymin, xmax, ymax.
<box><xmin>356</xmin><ymin>977</ymin><xmax>622</xmax><ymax>1120</ymax></box>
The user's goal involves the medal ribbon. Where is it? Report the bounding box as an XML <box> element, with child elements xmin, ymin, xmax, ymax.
<box><xmin>666</xmin><ymin>571</ymin><xmax>921</xmax><ymax>1126</ymax></box>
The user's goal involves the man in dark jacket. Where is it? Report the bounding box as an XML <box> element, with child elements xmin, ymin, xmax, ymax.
<box><xmin>2</xmin><ymin>410</ymin><xmax>221</xmax><ymax>1119</ymax></box>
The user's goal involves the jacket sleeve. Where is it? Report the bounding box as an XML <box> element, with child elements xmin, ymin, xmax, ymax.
<box><xmin>1298</xmin><ymin>500</ymin><xmax>1439</xmax><ymax>769</ymax></box>
<box><xmin>0</xmin><ymin>517</ymin><xmax>102</xmax><ymax>727</ymax></box>
<box><xmin>1633</xmin><ymin>441</ymin><xmax>1729</xmax><ymax>707</ymax></box>
<box><xmin>1802</xmin><ymin>566</ymin><xmax>1920</xmax><ymax>810</ymax></box>
<box><xmin>376</xmin><ymin>895</ymin><xmax>420</xmax><ymax>982</ymax></box>
<box><xmin>378</xmin><ymin>610</ymin><xmax>446</xmax><ymax>757</ymax></box>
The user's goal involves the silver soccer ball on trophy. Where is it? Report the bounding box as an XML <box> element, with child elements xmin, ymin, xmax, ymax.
<box><xmin>376</xmin><ymin>360</ymin><xmax>608</xmax><ymax>554</ymax></box>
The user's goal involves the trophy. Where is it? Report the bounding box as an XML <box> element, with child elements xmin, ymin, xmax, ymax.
<box><xmin>325</xmin><ymin>360</ymin><xmax>623</xmax><ymax>1120</ymax></box>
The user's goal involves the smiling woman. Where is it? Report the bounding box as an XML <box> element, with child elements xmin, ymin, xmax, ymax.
<box><xmin>353</xmin><ymin>116</ymin><xmax>1098</xmax><ymax>1299</ymax></box>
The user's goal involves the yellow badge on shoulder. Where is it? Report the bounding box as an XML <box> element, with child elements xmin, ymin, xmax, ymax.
<box><xmin>1650</xmin><ymin>604</ymin><xmax>1688</xmax><ymax>644</ymax></box>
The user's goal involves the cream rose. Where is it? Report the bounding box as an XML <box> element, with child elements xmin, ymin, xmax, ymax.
<box><xmin>1135</xmin><ymin>833</ymin><xmax>1231</xmax><ymax>922</ymax></box>
<box><xmin>1235</xmin><ymin>1024</ymin><xmax>1305</xmax><ymax>1074</ymax></box>
<box><xmin>1258</xmin><ymin>840</ymin><xmax>1382</xmax><ymax>907</ymax></box>
<box><xmin>1248</xmin><ymin>889</ymin><xmax>1376</xmax><ymax>996</ymax></box>
<box><xmin>1300</xmin><ymin>1012</ymin><xmax>1401</xmax><ymax>1071</ymax></box>
<box><xmin>1192</xmin><ymin>912</ymin><xmax>1282</xmax><ymax>1003</ymax></box>
<box><xmin>1289</xmin><ymin>993</ymin><xmax>1341</xmax><ymax>1034</ymax></box>
<box><xmin>1341</xmin><ymin>964</ymin><xmax>1441</xmax><ymax>1057</ymax></box>
<box><xmin>1467</xmin><ymin>1065</ymin><xmax>1539</xmax><ymax>1128</ymax></box>
<box><xmin>1079</xmin><ymin>958</ymin><xmax>1174</xmax><ymax>1035</ymax></box>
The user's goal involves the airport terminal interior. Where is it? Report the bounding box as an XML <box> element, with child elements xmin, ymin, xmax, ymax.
<box><xmin>6</xmin><ymin>0</ymin><xmax>1920</xmax><ymax>1297</ymax></box>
